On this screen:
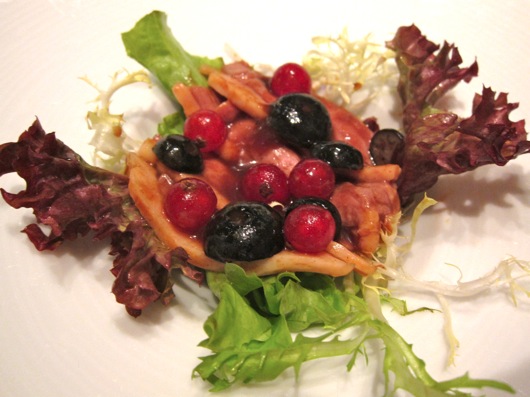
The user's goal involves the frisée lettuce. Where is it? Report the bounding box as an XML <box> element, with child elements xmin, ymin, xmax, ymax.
<box><xmin>194</xmin><ymin>264</ymin><xmax>514</xmax><ymax>395</ymax></box>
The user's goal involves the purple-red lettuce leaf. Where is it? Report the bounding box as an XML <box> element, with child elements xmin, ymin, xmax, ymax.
<box><xmin>0</xmin><ymin>119</ymin><xmax>203</xmax><ymax>316</ymax></box>
<box><xmin>387</xmin><ymin>25</ymin><xmax>530</xmax><ymax>204</ymax></box>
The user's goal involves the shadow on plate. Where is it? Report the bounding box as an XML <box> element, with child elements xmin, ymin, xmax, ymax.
<box><xmin>426</xmin><ymin>162</ymin><xmax>530</xmax><ymax>218</ymax></box>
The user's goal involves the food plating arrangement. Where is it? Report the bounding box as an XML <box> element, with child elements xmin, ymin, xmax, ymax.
<box><xmin>1</xmin><ymin>7</ymin><xmax>529</xmax><ymax>397</ymax></box>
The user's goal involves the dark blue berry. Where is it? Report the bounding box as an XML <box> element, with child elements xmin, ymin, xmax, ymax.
<box><xmin>311</xmin><ymin>141</ymin><xmax>364</xmax><ymax>170</ymax></box>
<box><xmin>369</xmin><ymin>128</ymin><xmax>405</xmax><ymax>166</ymax></box>
<box><xmin>153</xmin><ymin>134</ymin><xmax>203</xmax><ymax>173</ymax></box>
<box><xmin>204</xmin><ymin>202</ymin><xmax>285</xmax><ymax>262</ymax></box>
<box><xmin>267</xmin><ymin>93</ymin><xmax>332</xmax><ymax>149</ymax></box>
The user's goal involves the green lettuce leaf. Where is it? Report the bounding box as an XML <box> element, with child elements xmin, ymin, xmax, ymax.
<box><xmin>200</xmin><ymin>283</ymin><xmax>272</xmax><ymax>353</ymax></box>
<box><xmin>121</xmin><ymin>10</ymin><xmax>223</xmax><ymax>94</ymax></box>
<box><xmin>157</xmin><ymin>111</ymin><xmax>185</xmax><ymax>136</ymax></box>
<box><xmin>194</xmin><ymin>264</ymin><xmax>514</xmax><ymax>395</ymax></box>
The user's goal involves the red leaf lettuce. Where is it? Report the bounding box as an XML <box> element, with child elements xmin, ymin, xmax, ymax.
<box><xmin>0</xmin><ymin>119</ymin><xmax>203</xmax><ymax>316</ymax></box>
<box><xmin>387</xmin><ymin>25</ymin><xmax>530</xmax><ymax>204</ymax></box>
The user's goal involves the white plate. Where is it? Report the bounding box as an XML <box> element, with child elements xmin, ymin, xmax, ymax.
<box><xmin>1</xmin><ymin>1</ymin><xmax>529</xmax><ymax>396</ymax></box>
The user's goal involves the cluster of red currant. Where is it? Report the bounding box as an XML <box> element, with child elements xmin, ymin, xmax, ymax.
<box><xmin>154</xmin><ymin>63</ymin><xmax>368</xmax><ymax>261</ymax></box>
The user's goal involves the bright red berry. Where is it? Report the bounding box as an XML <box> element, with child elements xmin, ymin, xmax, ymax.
<box><xmin>283</xmin><ymin>204</ymin><xmax>336</xmax><ymax>253</ymax></box>
<box><xmin>288</xmin><ymin>158</ymin><xmax>335</xmax><ymax>199</ymax></box>
<box><xmin>240</xmin><ymin>163</ymin><xmax>289</xmax><ymax>204</ymax></box>
<box><xmin>270</xmin><ymin>63</ymin><xmax>312</xmax><ymax>96</ymax></box>
<box><xmin>164</xmin><ymin>178</ymin><xmax>217</xmax><ymax>233</ymax></box>
<box><xmin>183</xmin><ymin>109</ymin><xmax>227</xmax><ymax>153</ymax></box>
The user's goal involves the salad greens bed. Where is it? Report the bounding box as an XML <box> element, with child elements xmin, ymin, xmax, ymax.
<box><xmin>1</xmin><ymin>10</ymin><xmax>530</xmax><ymax>396</ymax></box>
<box><xmin>196</xmin><ymin>264</ymin><xmax>513</xmax><ymax>394</ymax></box>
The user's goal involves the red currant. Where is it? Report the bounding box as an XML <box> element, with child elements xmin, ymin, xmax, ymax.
<box><xmin>240</xmin><ymin>163</ymin><xmax>289</xmax><ymax>204</ymax></box>
<box><xmin>270</xmin><ymin>63</ymin><xmax>312</xmax><ymax>96</ymax></box>
<box><xmin>183</xmin><ymin>109</ymin><xmax>227</xmax><ymax>153</ymax></box>
<box><xmin>164</xmin><ymin>178</ymin><xmax>217</xmax><ymax>233</ymax></box>
<box><xmin>283</xmin><ymin>204</ymin><xmax>335</xmax><ymax>253</ymax></box>
<box><xmin>288</xmin><ymin>158</ymin><xmax>335</xmax><ymax>199</ymax></box>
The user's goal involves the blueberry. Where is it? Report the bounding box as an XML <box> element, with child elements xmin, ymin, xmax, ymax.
<box><xmin>204</xmin><ymin>202</ymin><xmax>285</xmax><ymax>262</ymax></box>
<box><xmin>311</xmin><ymin>141</ymin><xmax>364</xmax><ymax>170</ymax></box>
<box><xmin>369</xmin><ymin>128</ymin><xmax>405</xmax><ymax>166</ymax></box>
<box><xmin>153</xmin><ymin>134</ymin><xmax>203</xmax><ymax>173</ymax></box>
<box><xmin>267</xmin><ymin>93</ymin><xmax>332</xmax><ymax>149</ymax></box>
